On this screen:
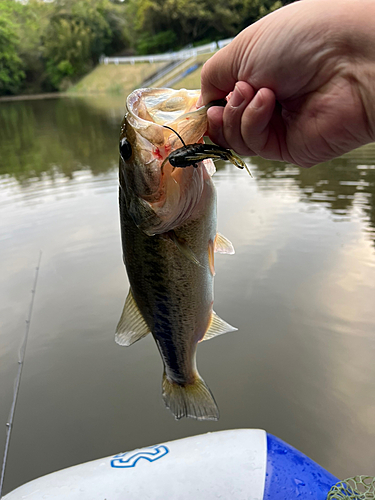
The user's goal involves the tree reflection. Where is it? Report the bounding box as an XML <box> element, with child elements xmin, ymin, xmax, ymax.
<box><xmin>0</xmin><ymin>97</ymin><xmax>124</xmax><ymax>183</ymax></box>
<box><xmin>250</xmin><ymin>145</ymin><xmax>375</xmax><ymax>245</ymax></box>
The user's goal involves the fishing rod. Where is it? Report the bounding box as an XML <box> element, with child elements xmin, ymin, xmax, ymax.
<box><xmin>0</xmin><ymin>251</ymin><xmax>42</xmax><ymax>499</ymax></box>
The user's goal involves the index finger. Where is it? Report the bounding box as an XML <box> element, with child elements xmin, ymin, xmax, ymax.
<box><xmin>200</xmin><ymin>45</ymin><xmax>238</xmax><ymax>105</ymax></box>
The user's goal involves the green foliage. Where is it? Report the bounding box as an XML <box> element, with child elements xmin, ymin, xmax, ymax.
<box><xmin>239</xmin><ymin>0</ymin><xmax>285</xmax><ymax>30</ymax></box>
<box><xmin>129</xmin><ymin>0</ymin><xmax>241</xmax><ymax>50</ymax></box>
<box><xmin>137</xmin><ymin>30</ymin><xmax>177</xmax><ymax>55</ymax></box>
<box><xmin>43</xmin><ymin>0</ymin><xmax>128</xmax><ymax>90</ymax></box>
<box><xmin>0</xmin><ymin>0</ymin><xmax>293</xmax><ymax>96</ymax></box>
<box><xmin>129</xmin><ymin>0</ymin><xmax>290</xmax><ymax>51</ymax></box>
<box><xmin>0</xmin><ymin>2</ymin><xmax>25</xmax><ymax>94</ymax></box>
<box><xmin>12</xmin><ymin>0</ymin><xmax>52</xmax><ymax>93</ymax></box>
<box><xmin>0</xmin><ymin>0</ymin><xmax>130</xmax><ymax>94</ymax></box>
<box><xmin>44</xmin><ymin>17</ymin><xmax>96</xmax><ymax>89</ymax></box>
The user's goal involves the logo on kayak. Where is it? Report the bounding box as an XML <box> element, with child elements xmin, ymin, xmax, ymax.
<box><xmin>111</xmin><ymin>445</ymin><xmax>169</xmax><ymax>468</ymax></box>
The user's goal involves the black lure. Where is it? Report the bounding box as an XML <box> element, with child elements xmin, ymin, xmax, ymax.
<box><xmin>162</xmin><ymin>124</ymin><xmax>251</xmax><ymax>176</ymax></box>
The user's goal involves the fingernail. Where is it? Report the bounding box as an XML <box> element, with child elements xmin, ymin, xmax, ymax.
<box><xmin>196</xmin><ymin>95</ymin><xmax>203</xmax><ymax>108</ymax></box>
<box><xmin>250</xmin><ymin>90</ymin><xmax>263</xmax><ymax>110</ymax></box>
<box><xmin>229</xmin><ymin>84</ymin><xmax>245</xmax><ymax>108</ymax></box>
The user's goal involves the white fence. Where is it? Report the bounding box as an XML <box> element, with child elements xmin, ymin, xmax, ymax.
<box><xmin>101</xmin><ymin>38</ymin><xmax>234</xmax><ymax>65</ymax></box>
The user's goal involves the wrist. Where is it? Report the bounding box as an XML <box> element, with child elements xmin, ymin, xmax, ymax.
<box><xmin>334</xmin><ymin>0</ymin><xmax>375</xmax><ymax>140</ymax></box>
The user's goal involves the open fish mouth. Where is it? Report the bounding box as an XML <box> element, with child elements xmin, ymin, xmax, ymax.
<box><xmin>119</xmin><ymin>88</ymin><xmax>250</xmax><ymax>236</ymax></box>
<box><xmin>124</xmin><ymin>88</ymin><xmax>250</xmax><ymax>175</ymax></box>
<box><xmin>124</xmin><ymin>88</ymin><xmax>207</xmax><ymax>150</ymax></box>
<box><xmin>119</xmin><ymin>89</ymin><xmax>207</xmax><ymax>235</ymax></box>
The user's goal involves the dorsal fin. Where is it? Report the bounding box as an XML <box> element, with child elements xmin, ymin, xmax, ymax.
<box><xmin>115</xmin><ymin>289</ymin><xmax>151</xmax><ymax>346</ymax></box>
<box><xmin>200</xmin><ymin>311</ymin><xmax>237</xmax><ymax>342</ymax></box>
<box><xmin>214</xmin><ymin>233</ymin><xmax>235</xmax><ymax>254</ymax></box>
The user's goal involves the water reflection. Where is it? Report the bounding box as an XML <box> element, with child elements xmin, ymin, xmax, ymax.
<box><xmin>0</xmin><ymin>97</ymin><xmax>125</xmax><ymax>183</ymax></box>
<box><xmin>251</xmin><ymin>147</ymin><xmax>375</xmax><ymax>246</ymax></box>
<box><xmin>1</xmin><ymin>97</ymin><xmax>375</xmax><ymax>493</ymax></box>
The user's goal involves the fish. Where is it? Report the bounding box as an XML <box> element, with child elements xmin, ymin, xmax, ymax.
<box><xmin>116</xmin><ymin>88</ymin><xmax>241</xmax><ymax>421</ymax></box>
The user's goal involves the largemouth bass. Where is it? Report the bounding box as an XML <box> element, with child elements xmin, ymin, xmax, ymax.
<box><xmin>117</xmin><ymin>88</ymin><xmax>239</xmax><ymax>421</ymax></box>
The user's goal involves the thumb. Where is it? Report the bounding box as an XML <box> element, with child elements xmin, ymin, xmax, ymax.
<box><xmin>200</xmin><ymin>46</ymin><xmax>238</xmax><ymax>105</ymax></box>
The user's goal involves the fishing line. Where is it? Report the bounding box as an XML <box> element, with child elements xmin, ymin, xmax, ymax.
<box><xmin>162</xmin><ymin>125</ymin><xmax>186</xmax><ymax>147</ymax></box>
<box><xmin>0</xmin><ymin>251</ymin><xmax>42</xmax><ymax>499</ymax></box>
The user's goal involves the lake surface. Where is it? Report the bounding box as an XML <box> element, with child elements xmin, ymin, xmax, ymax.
<box><xmin>1</xmin><ymin>96</ymin><xmax>375</xmax><ymax>493</ymax></box>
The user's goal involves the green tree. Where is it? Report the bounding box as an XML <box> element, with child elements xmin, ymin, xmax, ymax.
<box><xmin>136</xmin><ymin>30</ymin><xmax>177</xmax><ymax>55</ymax></box>
<box><xmin>12</xmin><ymin>0</ymin><xmax>54</xmax><ymax>94</ymax></box>
<box><xmin>129</xmin><ymin>0</ymin><xmax>290</xmax><ymax>54</ymax></box>
<box><xmin>0</xmin><ymin>2</ymin><xmax>25</xmax><ymax>95</ymax></box>
<box><xmin>129</xmin><ymin>0</ymin><xmax>240</xmax><ymax>52</ymax></box>
<box><xmin>239</xmin><ymin>0</ymin><xmax>285</xmax><ymax>31</ymax></box>
<box><xmin>164</xmin><ymin>0</ymin><xmax>241</xmax><ymax>42</ymax></box>
<box><xmin>43</xmin><ymin>0</ymin><xmax>129</xmax><ymax>90</ymax></box>
<box><xmin>44</xmin><ymin>17</ymin><xmax>94</xmax><ymax>89</ymax></box>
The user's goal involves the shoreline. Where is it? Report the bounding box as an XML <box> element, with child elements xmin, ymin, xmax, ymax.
<box><xmin>0</xmin><ymin>92</ymin><xmax>67</xmax><ymax>102</ymax></box>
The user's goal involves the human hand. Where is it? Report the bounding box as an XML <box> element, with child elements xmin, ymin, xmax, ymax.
<box><xmin>200</xmin><ymin>0</ymin><xmax>375</xmax><ymax>167</ymax></box>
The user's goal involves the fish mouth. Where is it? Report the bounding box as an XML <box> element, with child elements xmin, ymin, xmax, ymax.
<box><xmin>121</xmin><ymin>88</ymin><xmax>214</xmax><ymax>235</ymax></box>
<box><xmin>126</xmin><ymin>88</ymin><xmax>208</xmax><ymax>152</ymax></box>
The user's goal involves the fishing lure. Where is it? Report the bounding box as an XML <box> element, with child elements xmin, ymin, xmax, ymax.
<box><xmin>162</xmin><ymin>125</ymin><xmax>251</xmax><ymax>176</ymax></box>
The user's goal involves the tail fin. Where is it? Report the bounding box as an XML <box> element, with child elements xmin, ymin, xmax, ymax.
<box><xmin>162</xmin><ymin>373</ymin><xmax>219</xmax><ymax>421</ymax></box>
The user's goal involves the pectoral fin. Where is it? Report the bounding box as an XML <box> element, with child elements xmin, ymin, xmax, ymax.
<box><xmin>200</xmin><ymin>311</ymin><xmax>238</xmax><ymax>342</ymax></box>
<box><xmin>214</xmin><ymin>233</ymin><xmax>235</xmax><ymax>254</ymax></box>
<box><xmin>208</xmin><ymin>239</ymin><xmax>215</xmax><ymax>276</ymax></box>
<box><xmin>167</xmin><ymin>230</ymin><xmax>202</xmax><ymax>267</ymax></box>
<box><xmin>203</xmin><ymin>158</ymin><xmax>216</xmax><ymax>176</ymax></box>
<box><xmin>115</xmin><ymin>289</ymin><xmax>151</xmax><ymax>346</ymax></box>
<box><xmin>128</xmin><ymin>195</ymin><xmax>161</xmax><ymax>236</ymax></box>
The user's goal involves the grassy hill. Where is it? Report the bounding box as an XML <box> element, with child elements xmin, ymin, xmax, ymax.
<box><xmin>69</xmin><ymin>61</ymin><xmax>166</xmax><ymax>95</ymax></box>
<box><xmin>171</xmin><ymin>53</ymin><xmax>213</xmax><ymax>90</ymax></box>
<box><xmin>69</xmin><ymin>53</ymin><xmax>214</xmax><ymax>95</ymax></box>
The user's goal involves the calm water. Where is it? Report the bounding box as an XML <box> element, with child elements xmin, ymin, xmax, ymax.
<box><xmin>1</xmin><ymin>96</ymin><xmax>375</xmax><ymax>493</ymax></box>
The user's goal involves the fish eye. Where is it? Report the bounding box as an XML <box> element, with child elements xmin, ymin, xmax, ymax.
<box><xmin>119</xmin><ymin>137</ymin><xmax>132</xmax><ymax>161</ymax></box>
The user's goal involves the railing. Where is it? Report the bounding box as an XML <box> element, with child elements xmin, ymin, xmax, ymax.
<box><xmin>100</xmin><ymin>39</ymin><xmax>234</xmax><ymax>65</ymax></box>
